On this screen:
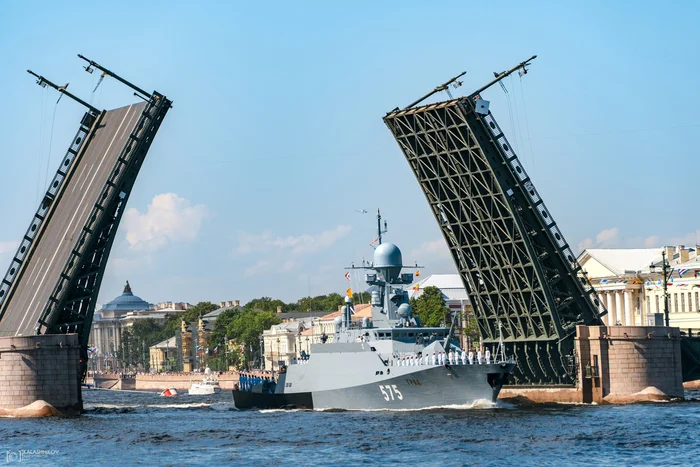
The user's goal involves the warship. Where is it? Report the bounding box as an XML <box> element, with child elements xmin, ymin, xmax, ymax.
<box><xmin>232</xmin><ymin>211</ymin><xmax>515</xmax><ymax>410</ymax></box>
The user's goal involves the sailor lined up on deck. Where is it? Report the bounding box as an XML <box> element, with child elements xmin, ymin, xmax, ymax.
<box><xmin>388</xmin><ymin>348</ymin><xmax>494</xmax><ymax>367</ymax></box>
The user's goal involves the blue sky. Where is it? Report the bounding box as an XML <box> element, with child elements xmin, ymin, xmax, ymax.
<box><xmin>1</xmin><ymin>1</ymin><xmax>698</xmax><ymax>306</ymax></box>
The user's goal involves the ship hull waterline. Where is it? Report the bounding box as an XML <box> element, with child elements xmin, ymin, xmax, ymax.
<box><xmin>233</xmin><ymin>362</ymin><xmax>514</xmax><ymax>410</ymax></box>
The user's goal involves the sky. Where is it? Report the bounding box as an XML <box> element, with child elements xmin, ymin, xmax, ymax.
<box><xmin>0</xmin><ymin>1</ymin><xmax>699</xmax><ymax>307</ymax></box>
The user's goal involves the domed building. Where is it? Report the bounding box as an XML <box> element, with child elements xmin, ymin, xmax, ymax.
<box><xmin>90</xmin><ymin>281</ymin><xmax>180</xmax><ymax>370</ymax></box>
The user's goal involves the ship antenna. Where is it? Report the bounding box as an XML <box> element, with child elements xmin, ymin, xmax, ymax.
<box><xmin>376</xmin><ymin>208</ymin><xmax>388</xmax><ymax>245</ymax></box>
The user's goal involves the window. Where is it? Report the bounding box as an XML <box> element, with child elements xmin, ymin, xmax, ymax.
<box><xmin>674</xmin><ymin>294</ymin><xmax>679</xmax><ymax>313</ymax></box>
<box><xmin>656</xmin><ymin>296</ymin><xmax>660</xmax><ymax>313</ymax></box>
<box><xmin>696</xmin><ymin>292</ymin><xmax>699</xmax><ymax>313</ymax></box>
<box><xmin>681</xmin><ymin>293</ymin><xmax>686</xmax><ymax>313</ymax></box>
<box><xmin>646</xmin><ymin>297</ymin><xmax>651</xmax><ymax>315</ymax></box>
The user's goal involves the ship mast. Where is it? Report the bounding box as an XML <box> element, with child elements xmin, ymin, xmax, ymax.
<box><xmin>376</xmin><ymin>208</ymin><xmax>387</xmax><ymax>246</ymax></box>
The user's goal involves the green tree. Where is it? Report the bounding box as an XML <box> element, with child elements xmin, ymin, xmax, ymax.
<box><xmin>410</xmin><ymin>286</ymin><xmax>449</xmax><ymax>327</ymax></box>
<box><xmin>352</xmin><ymin>292</ymin><xmax>371</xmax><ymax>304</ymax></box>
<box><xmin>243</xmin><ymin>297</ymin><xmax>286</xmax><ymax>313</ymax></box>
<box><xmin>118</xmin><ymin>318</ymin><xmax>167</xmax><ymax>371</ymax></box>
<box><xmin>322</xmin><ymin>293</ymin><xmax>344</xmax><ymax>312</ymax></box>
<box><xmin>224</xmin><ymin>310</ymin><xmax>282</xmax><ymax>370</ymax></box>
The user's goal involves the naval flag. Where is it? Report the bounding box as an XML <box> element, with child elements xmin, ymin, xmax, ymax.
<box><xmin>344</xmin><ymin>271</ymin><xmax>351</xmax><ymax>282</ymax></box>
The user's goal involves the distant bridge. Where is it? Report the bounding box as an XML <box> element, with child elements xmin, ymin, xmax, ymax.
<box><xmin>0</xmin><ymin>56</ymin><xmax>171</xmax><ymax>375</ymax></box>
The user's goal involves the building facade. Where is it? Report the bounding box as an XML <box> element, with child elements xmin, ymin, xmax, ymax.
<box><xmin>579</xmin><ymin>246</ymin><xmax>700</xmax><ymax>331</ymax></box>
<box><xmin>89</xmin><ymin>281</ymin><xmax>183</xmax><ymax>370</ymax></box>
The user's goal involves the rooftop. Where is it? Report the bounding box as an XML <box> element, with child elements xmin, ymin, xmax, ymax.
<box><xmin>101</xmin><ymin>281</ymin><xmax>152</xmax><ymax>313</ymax></box>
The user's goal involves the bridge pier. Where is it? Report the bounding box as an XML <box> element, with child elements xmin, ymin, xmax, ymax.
<box><xmin>0</xmin><ymin>334</ymin><xmax>82</xmax><ymax>415</ymax></box>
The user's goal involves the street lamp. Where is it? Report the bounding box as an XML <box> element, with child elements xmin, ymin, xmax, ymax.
<box><xmin>275</xmin><ymin>338</ymin><xmax>280</xmax><ymax>372</ymax></box>
<box><xmin>650</xmin><ymin>249</ymin><xmax>672</xmax><ymax>327</ymax></box>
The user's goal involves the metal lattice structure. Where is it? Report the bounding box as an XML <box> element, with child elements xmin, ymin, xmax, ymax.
<box><xmin>0</xmin><ymin>56</ymin><xmax>171</xmax><ymax>377</ymax></box>
<box><xmin>383</xmin><ymin>67</ymin><xmax>606</xmax><ymax>384</ymax></box>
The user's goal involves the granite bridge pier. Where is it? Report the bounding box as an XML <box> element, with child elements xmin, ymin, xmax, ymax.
<box><xmin>0</xmin><ymin>56</ymin><xmax>171</xmax><ymax>414</ymax></box>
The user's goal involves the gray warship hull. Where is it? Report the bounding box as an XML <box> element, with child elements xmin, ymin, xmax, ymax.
<box><xmin>233</xmin><ymin>362</ymin><xmax>514</xmax><ymax>410</ymax></box>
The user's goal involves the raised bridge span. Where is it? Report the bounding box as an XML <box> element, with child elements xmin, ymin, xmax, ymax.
<box><xmin>0</xmin><ymin>56</ymin><xmax>170</xmax><ymax>377</ymax></box>
<box><xmin>383</xmin><ymin>57</ymin><xmax>700</xmax><ymax>384</ymax></box>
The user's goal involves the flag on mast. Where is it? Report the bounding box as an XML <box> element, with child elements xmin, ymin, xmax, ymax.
<box><xmin>344</xmin><ymin>271</ymin><xmax>351</xmax><ymax>282</ymax></box>
<box><xmin>369</xmin><ymin>237</ymin><xmax>379</xmax><ymax>247</ymax></box>
<box><xmin>415</xmin><ymin>270</ymin><xmax>421</xmax><ymax>277</ymax></box>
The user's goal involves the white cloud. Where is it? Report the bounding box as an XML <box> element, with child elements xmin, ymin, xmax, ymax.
<box><xmin>235</xmin><ymin>225</ymin><xmax>351</xmax><ymax>257</ymax></box>
<box><xmin>235</xmin><ymin>225</ymin><xmax>351</xmax><ymax>278</ymax></box>
<box><xmin>409</xmin><ymin>238</ymin><xmax>450</xmax><ymax>260</ymax></box>
<box><xmin>644</xmin><ymin>235</ymin><xmax>660</xmax><ymax>248</ymax></box>
<box><xmin>577</xmin><ymin>226</ymin><xmax>620</xmax><ymax>252</ymax></box>
<box><xmin>123</xmin><ymin>193</ymin><xmax>209</xmax><ymax>251</ymax></box>
<box><xmin>595</xmin><ymin>227</ymin><xmax>619</xmax><ymax>246</ymax></box>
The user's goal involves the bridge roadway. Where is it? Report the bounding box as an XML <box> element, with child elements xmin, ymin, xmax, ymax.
<box><xmin>0</xmin><ymin>102</ymin><xmax>146</xmax><ymax>337</ymax></box>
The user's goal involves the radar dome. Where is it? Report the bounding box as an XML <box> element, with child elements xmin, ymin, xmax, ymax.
<box><xmin>397</xmin><ymin>303</ymin><xmax>412</xmax><ymax>319</ymax></box>
<box><xmin>374</xmin><ymin>243</ymin><xmax>403</xmax><ymax>282</ymax></box>
<box><xmin>373</xmin><ymin>243</ymin><xmax>403</xmax><ymax>268</ymax></box>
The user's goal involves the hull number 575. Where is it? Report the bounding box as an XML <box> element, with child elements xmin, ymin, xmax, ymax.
<box><xmin>379</xmin><ymin>384</ymin><xmax>403</xmax><ymax>401</ymax></box>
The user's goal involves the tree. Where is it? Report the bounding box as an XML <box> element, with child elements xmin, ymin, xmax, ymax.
<box><xmin>410</xmin><ymin>286</ymin><xmax>449</xmax><ymax>327</ymax></box>
<box><xmin>352</xmin><ymin>292</ymin><xmax>371</xmax><ymax>305</ymax></box>
<box><xmin>243</xmin><ymin>297</ymin><xmax>286</xmax><ymax>313</ymax></box>
<box><xmin>322</xmin><ymin>293</ymin><xmax>344</xmax><ymax>312</ymax></box>
<box><xmin>225</xmin><ymin>310</ymin><xmax>282</xmax><ymax>370</ymax></box>
<box><xmin>119</xmin><ymin>318</ymin><xmax>167</xmax><ymax>371</ymax></box>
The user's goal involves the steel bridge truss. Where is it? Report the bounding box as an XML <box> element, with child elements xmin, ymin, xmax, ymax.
<box><xmin>36</xmin><ymin>93</ymin><xmax>171</xmax><ymax>354</ymax></box>
<box><xmin>384</xmin><ymin>96</ymin><xmax>606</xmax><ymax>384</ymax></box>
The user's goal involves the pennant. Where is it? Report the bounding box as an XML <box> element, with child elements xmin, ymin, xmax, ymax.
<box><xmin>344</xmin><ymin>271</ymin><xmax>351</xmax><ymax>282</ymax></box>
<box><xmin>600</xmin><ymin>279</ymin><xmax>609</xmax><ymax>284</ymax></box>
<box><xmin>346</xmin><ymin>287</ymin><xmax>353</xmax><ymax>298</ymax></box>
<box><xmin>369</xmin><ymin>237</ymin><xmax>379</xmax><ymax>247</ymax></box>
<box><xmin>412</xmin><ymin>284</ymin><xmax>419</xmax><ymax>291</ymax></box>
<box><xmin>679</xmin><ymin>268</ymin><xmax>688</xmax><ymax>278</ymax></box>
<box><xmin>415</xmin><ymin>270</ymin><xmax>421</xmax><ymax>277</ymax></box>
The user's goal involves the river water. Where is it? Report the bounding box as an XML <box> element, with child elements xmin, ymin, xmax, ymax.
<box><xmin>1</xmin><ymin>389</ymin><xmax>699</xmax><ymax>466</ymax></box>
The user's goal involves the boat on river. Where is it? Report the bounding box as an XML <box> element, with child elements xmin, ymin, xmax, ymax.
<box><xmin>233</xmin><ymin>210</ymin><xmax>514</xmax><ymax>410</ymax></box>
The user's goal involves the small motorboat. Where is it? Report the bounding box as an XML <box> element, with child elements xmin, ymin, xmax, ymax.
<box><xmin>160</xmin><ymin>388</ymin><xmax>179</xmax><ymax>397</ymax></box>
<box><xmin>189</xmin><ymin>367</ymin><xmax>221</xmax><ymax>395</ymax></box>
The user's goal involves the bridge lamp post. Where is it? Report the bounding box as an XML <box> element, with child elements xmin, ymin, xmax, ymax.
<box><xmin>649</xmin><ymin>249</ymin><xmax>672</xmax><ymax>327</ymax></box>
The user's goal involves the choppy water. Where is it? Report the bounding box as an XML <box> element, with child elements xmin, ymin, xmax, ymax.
<box><xmin>1</xmin><ymin>389</ymin><xmax>699</xmax><ymax>466</ymax></box>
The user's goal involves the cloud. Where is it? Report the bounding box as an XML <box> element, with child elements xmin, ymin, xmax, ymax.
<box><xmin>123</xmin><ymin>193</ymin><xmax>209</xmax><ymax>251</ymax></box>
<box><xmin>235</xmin><ymin>225</ymin><xmax>351</xmax><ymax>278</ymax></box>
<box><xmin>409</xmin><ymin>238</ymin><xmax>450</xmax><ymax>260</ymax></box>
<box><xmin>577</xmin><ymin>227</ymin><xmax>620</xmax><ymax>252</ymax></box>
<box><xmin>235</xmin><ymin>225</ymin><xmax>352</xmax><ymax>257</ymax></box>
<box><xmin>644</xmin><ymin>235</ymin><xmax>660</xmax><ymax>248</ymax></box>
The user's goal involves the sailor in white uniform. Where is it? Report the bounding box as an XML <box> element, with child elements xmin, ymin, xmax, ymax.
<box><xmin>468</xmin><ymin>350</ymin><xmax>474</xmax><ymax>365</ymax></box>
<box><xmin>432</xmin><ymin>352</ymin><xmax>437</xmax><ymax>365</ymax></box>
<box><xmin>477</xmin><ymin>349</ymin><xmax>483</xmax><ymax>364</ymax></box>
<box><xmin>485</xmin><ymin>348</ymin><xmax>491</xmax><ymax>364</ymax></box>
<box><xmin>461</xmin><ymin>349</ymin><xmax>467</xmax><ymax>365</ymax></box>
